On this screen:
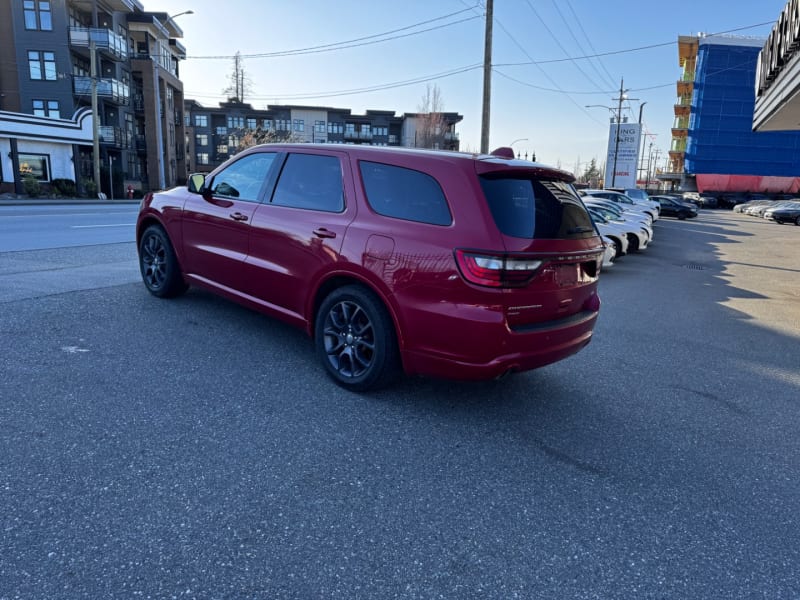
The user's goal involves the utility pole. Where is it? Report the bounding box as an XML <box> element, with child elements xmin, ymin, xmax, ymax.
<box><xmin>90</xmin><ymin>40</ymin><xmax>101</xmax><ymax>196</ymax></box>
<box><xmin>611</xmin><ymin>78</ymin><xmax>625</xmax><ymax>188</ymax></box>
<box><xmin>609</xmin><ymin>78</ymin><xmax>637</xmax><ymax>188</ymax></box>
<box><xmin>480</xmin><ymin>0</ymin><xmax>493</xmax><ymax>154</ymax></box>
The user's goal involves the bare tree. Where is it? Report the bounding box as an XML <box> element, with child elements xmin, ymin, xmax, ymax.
<box><xmin>416</xmin><ymin>84</ymin><xmax>448</xmax><ymax>149</ymax></box>
<box><xmin>236</xmin><ymin>127</ymin><xmax>303</xmax><ymax>152</ymax></box>
<box><xmin>222</xmin><ymin>52</ymin><xmax>253</xmax><ymax>103</ymax></box>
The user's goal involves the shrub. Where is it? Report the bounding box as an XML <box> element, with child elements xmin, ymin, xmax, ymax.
<box><xmin>52</xmin><ymin>178</ymin><xmax>77</xmax><ymax>197</ymax></box>
<box><xmin>81</xmin><ymin>178</ymin><xmax>98</xmax><ymax>198</ymax></box>
<box><xmin>23</xmin><ymin>175</ymin><xmax>40</xmax><ymax>197</ymax></box>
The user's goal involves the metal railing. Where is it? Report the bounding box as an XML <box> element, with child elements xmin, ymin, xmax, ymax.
<box><xmin>69</xmin><ymin>27</ymin><xmax>128</xmax><ymax>60</ymax></box>
<box><xmin>73</xmin><ymin>76</ymin><xmax>130</xmax><ymax>105</ymax></box>
<box><xmin>99</xmin><ymin>126</ymin><xmax>133</xmax><ymax>148</ymax></box>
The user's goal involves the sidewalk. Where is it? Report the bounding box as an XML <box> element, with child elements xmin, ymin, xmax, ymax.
<box><xmin>0</xmin><ymin>193</ymin><xmax>139</xmax><ymax>206</ymax></box>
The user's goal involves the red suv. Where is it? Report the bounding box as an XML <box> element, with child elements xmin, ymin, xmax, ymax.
<box><xmin>137</xmin><ymin>144</ymin><xmax>604</xmax><ymax>391</ymax></box>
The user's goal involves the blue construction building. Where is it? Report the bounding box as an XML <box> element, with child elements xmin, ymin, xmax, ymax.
<box><xmin>667</xmin><ymin>35</ymin><xmax>800</xmax><ymax>194</ymax></box>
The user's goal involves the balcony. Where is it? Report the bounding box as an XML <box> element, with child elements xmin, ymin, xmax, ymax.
<box><xmin>99</xmin><ymin>126</ymin><xmax>132</xmax><ymax>148</ymax></box>
<box><xmin>69</xmin><ymin>27</ymin><xmax>128</xmax><ymax>61</ymax></box>
<box><xmin>135</xmin><ymin>135</ymin><xmax>147</xmax><ymax>153</ymax></box>
<box><xmin>444</xmin><ymin>131</ymin><xmax>460</xmax><ymax>141</ymax></box>
<box><xmin>344</xmin><ymin>131</ymin><xmax>373</xmax><ymax>140</ymax></box>
<box><xmin>73</xmin><ymin>76</ymin><xmax>130</xmax><ymax>105</ymax></box>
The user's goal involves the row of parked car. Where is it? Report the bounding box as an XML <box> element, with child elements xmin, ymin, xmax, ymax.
<box><xmin>576</xmin><ymin>188</ymin><xmax>699</xmax><ymax>266</ymax></box>
<box><xmin>733</xmin><ymin>198</ymin><xmax>800</xmax><ymax>225</ymax></box>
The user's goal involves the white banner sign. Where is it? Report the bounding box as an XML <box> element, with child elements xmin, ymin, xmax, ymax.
<box><xmin>604</xmin><ymin>122</ymin><xmax>640</xmax><ymax>189</ymax></box>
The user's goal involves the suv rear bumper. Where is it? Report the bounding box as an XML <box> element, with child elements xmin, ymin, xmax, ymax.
<box><xmin>400</xmin><ymin>308</ymin><xmax>598</xmax><ymax>380</ymax></box>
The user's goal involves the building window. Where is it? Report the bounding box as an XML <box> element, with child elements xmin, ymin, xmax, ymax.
<box><xmin>315</xmin><ymin>120</ymin><xmax>326</xmax><ymax>133</ymax></box>
<box><xmin>374</xmin><ymin>126</ymin><xmax>388</xmax><ymax>136</ymax></box>
<box><xmin>327</xmin><ymin>122</ymin><xmax>343</xmax><ymax>134</ymax></box>
<box><xmin>246</xmin><ymin>118</ymin><xmax>257</xmax><ymax>130</ymax></box>
<box><xmin>227</xmin><ymin>135</ymin><xmax>239</xmax><ymax>149</ymax></box>
<box><xmin>28</xmin><ymin>51</ymin><xmax>57</xmax><ymax>81</ymax></box>
<box><xmin>216</xmin><ymin>144</ymin><xmax>228</xmax><ymax>156</ymax></box>
<box><xmin>166</xmin><ymin>86</ymin><xmax>174</xmax><ymax>110</ymax></box>
<box><xmin>262</xmin><ymin>119</ymin><xmax>272</xmax><ymax>130</ymax></box>
<box><xmin>195</xmin><ymin>134</ymin><xmax>208</xmax><ymax>146</ymax></box>
<box><xmin>293</xmin><ymin>119</ymin><xmax>304</xmax><ymax>132</ymax></box>
<box><xmin>345</xmin><ymin>123</ymin><xmax>355</xmax><ymax>135</ymax></box>
<box><xmin>24</xmin><ymin>0</ymin><xmax>53</xmax><ymax>31</ymax></box>
<box><xmin>18</xmin><ymin>153</ymin><xmax>51</xmax><ymax>182</ymax></box>
<box><xmin>32</xmin><ymin>99</ymin><xmax>60</xmax><ymax>118</ymax></box>
<box><xmin>276</xmin><ymin>119</ymin><xmax>290</xmax><ymax>131</ymax></box>
<box><xmin>194</xmin><ymin>114</ymin><xmax>207</xmax><ymax>127</ymax></box>
<box><xmin>215</xmin><ymin>126</ymin><xmax>227</xmax><ymax>135</ymax></box>
<box><xmin>227</xmin><ymin>116</ymin><xmax>244</xmax><ymax>129</ymax></box>
<box><xmin>197</xmin><ymin>153</ymin><xmax>209</xmax><ymax>165</ymax></box>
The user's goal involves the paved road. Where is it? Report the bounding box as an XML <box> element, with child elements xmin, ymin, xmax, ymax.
<box><xmin>0</xmin><ymin>204</ymin><xmax>138</xmax><ymax>252</ymax></box>
<box><xmin>1</xmin><ymin>210</ymin><xmax>799</xmax><ymax>598</ymax></box>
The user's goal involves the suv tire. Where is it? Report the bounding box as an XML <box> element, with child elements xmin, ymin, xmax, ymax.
<box><xmin>315</xmin><ymin>285</ymin><xmax>400</xmax><ymax>392</ymax></box>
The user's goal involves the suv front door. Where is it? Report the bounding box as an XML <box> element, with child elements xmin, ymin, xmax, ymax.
<box><xmin>181</xmin><ymin>152</ymin><xmax>278</xmax><ymax>291</ymax></box>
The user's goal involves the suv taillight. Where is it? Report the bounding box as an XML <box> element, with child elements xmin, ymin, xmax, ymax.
<box><xmin>454</xmin><ymin>250</ymin><xmax>543</xmax><ymax>288</ymax></box>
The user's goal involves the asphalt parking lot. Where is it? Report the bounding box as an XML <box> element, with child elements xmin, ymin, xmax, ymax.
<box><xmin>1</xmin><ymin>209</ymin><xmax>799</xmax><ymax>598</ymax></box>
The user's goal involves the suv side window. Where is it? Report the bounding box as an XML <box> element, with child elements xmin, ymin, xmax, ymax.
<box><xmin>209</xmin><ymin>152</ymin><xmax>276</xmax><ymax>202</ymax></box>
<box><xmin>271</xmin><ymin>153</ymin><xmax>344</xmax><ymax>212</ymax></box>
<box><xmin>359</xmin><ymin>161</ymin><xmax>452</xmax><ymax>226</ymax></box>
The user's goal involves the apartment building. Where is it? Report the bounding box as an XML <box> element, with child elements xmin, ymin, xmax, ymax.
<box><xmin>184</xmin><ymin>99</ymin><xmax>463</xmax><ymax>173</ymax></box>
<box><xmin>0</xmin><ymin>0</ymin><xmax>187</xmax><ymax>195</ymax></box>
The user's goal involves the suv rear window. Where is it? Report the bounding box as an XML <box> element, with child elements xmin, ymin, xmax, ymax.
<box><xmin>359</xmin><ymin>161</ymin><xmax>452</xmax><ymax>226</ymax></box>
<box><xmin>479</xmin><ymin>176</ymin><xmax>596</xmax><ymax>239</ymax></box>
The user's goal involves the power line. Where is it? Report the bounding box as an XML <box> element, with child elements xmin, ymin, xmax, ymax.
<box><xmin>185</xmin><ymin>64</ymin><xmax>483</xmax><ymax>102</ymax></box>
<box><xmin>494</xmin><ymin>21</ymin><xmax>774</xmax><ymax>68</ymax></box>
<box><xmin>187</xmin><ymin>6</ymin><xmax>482</xmax><ymax>60</ymax></box>
<box><xmin>561</xmin><ymin>0</ymin><xmax>618</xmax><ymax>90</ymax></box>
<box><xmin>523</xmin><ymin>0</ymin><xmax>607</xmax><ymax>93</ymax></box>
<box><xmin>488</xmin><ymin>12</ymin><xmax>607</xmax><ymax>125</ymax></box>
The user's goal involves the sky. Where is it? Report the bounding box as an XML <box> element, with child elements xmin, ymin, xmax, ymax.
<box><xmin>142</xmin><ymin>0</ymin><xmax>786</xmax><ymax>175</ymax></box>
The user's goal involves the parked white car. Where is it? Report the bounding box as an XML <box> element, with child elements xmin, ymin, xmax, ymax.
<box><xmin>601</xmin><ymin>235</ymin><xmax>617</xmax><ymax>268</ymax></box>
<box><xmin>587</xmin><ymin>207</ymin><xmax>647</xmax><ymax>253</ymax></box>
<box><xmin>584</xmin><ymin>200</ymin><xmax>654</xmax><ymax>246</ymax></box>
<box><xmin>580</xmin><ymin>189</ymin><xmax>660</xmax><ymax>220</ymax></box>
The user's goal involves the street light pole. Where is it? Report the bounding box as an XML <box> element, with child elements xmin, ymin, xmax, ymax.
<box><xmin>637</xmin><ymin>101</ymin><xmax>647</xmax><ymax>187</ymax></box>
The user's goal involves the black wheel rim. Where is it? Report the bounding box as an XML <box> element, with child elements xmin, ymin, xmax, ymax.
<box><xmin>141</xmin><ymin>234</ymin><xmax>167</xmax><ymax>290</ymax></box>
<box><xmin>322</xmin><ymin>300</ymin><xmax>375</xmax><ymax>379</ymax></box>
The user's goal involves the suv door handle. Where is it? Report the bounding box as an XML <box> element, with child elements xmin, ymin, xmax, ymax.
<box><xmin>230</xmin><ymin>212</ymin><xmax>249</xmax><ymax>222</ymax></box>
<box><xmin>313</xmin><ymin>228</ymin><xmax>336</xmax><ymax>239</ymax></box>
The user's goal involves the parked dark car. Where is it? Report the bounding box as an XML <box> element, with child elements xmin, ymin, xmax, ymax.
<box><xmin>769</xmin><ymin>203</ymin><xmax>800</xmax><ymax>225</ymax></box>
<box><xmin>136</xmin><ymin>144</ymin><xmax>604</xmax><ymax>391</ymax></box>
<box><xmin>718</xmin><ymin>192</ymin><xmax>748</xmax><ymax>209</ymax></box>
<box><xmin>650</xmin><ymin>195</ymin><xmax>698</xmax><ymax>219</ymax></box>
<box><xmin>697</xmin><ymin>193</ymin><xmax>718</xmax><ymax>208</ymax></box>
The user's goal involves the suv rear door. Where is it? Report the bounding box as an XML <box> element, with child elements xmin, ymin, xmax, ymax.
<box><xmin>473</xmin><ymin>163</ymin><xmax>603</xmax><ymax>328</ymax></box>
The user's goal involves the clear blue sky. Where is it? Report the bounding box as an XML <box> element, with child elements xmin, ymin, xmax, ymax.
<box><xmin>145</xmin><ymin>0</ymin><xmax>785</xmax><ymax>174</ymax></box>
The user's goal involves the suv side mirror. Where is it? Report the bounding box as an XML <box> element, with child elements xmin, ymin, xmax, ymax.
<box><xmin>188</xmin><ymin>173</ymin><xmax>206</xmax><ymax>194</ymax></box>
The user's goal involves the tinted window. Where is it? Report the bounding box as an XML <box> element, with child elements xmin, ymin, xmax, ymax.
<box><xmin>272</xmin><ymin>153</ymin><xmax>343</xmax><ymax>212</ymax></box>
<box><xmin>209</xmin><ymin>152</ymin><xmax>276</xmax><ymax>202</ymax></box>
<box><xmin>360</xmin><ymin>161</ymin><xmax>452</xmax><ymax>226</ymax></box>
<box><xmin>479</xmin><ymin>177</ymin><xmax>595</xmax><ymax>239</ymax></box>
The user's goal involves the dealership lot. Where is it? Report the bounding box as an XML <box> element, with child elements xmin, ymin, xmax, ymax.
<box><xmin>1</xmin><ymin>209</ymin><xmax>799</xmax><ymax>598</ymax></box>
